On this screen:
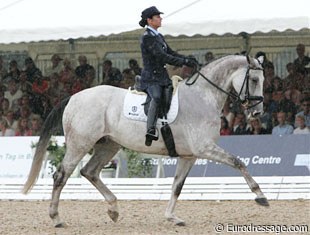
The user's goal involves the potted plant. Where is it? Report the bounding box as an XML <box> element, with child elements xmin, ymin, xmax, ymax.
<box><xmin>123</xmin><ymin>148</ymin><xmax>153</xmax><ymax>178</ymax></box>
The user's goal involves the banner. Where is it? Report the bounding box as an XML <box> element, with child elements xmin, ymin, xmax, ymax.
<box><xmin>0</xmin><ymin>135</ymin><xmax>309</xmax><ymax>178</ymax></box>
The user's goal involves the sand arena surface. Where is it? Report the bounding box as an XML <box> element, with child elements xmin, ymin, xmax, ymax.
<box><xmin>0</xmin><ymin>200</ymin><xmax>309</xmax><ymax>235</ymax></box>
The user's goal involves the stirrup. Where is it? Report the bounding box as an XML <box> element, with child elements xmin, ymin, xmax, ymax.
<box><xmin>145</xmin><ymin>129</ymin><xmax>159</xmax><ymax>146</ymax></box>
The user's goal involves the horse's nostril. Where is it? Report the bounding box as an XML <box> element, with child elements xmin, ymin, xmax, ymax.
<box><xmin>252</xmin><ymin>111</ymin><xmax>261</xmax><ymax>117</ymax></box>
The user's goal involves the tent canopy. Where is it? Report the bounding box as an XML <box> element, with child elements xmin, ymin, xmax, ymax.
<box><xmin>0</xmin><ymin>0</ymin><xmax>309</xmax><ymax>44</ymax></box>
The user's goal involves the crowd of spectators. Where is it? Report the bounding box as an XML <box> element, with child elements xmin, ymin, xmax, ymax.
<box><xmin>0</xmin><ymin>54</ymin><xmax>139</xmax><ymax>136</ymax></box>
<box><xmin>0</xmin><ymin>43</ymin><xmax>309</xmax><ymax>137</ymax></box>
<box><xmin>219</xmin><ymin>43</ymin><xmax>310</xmax><ymax>136</ymax></box>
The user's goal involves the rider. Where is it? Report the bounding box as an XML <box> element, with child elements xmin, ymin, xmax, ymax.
<box><xmin>138</xmin><ymin>6</ymin><xmax>197</xmax><ymax>152</ymax></box>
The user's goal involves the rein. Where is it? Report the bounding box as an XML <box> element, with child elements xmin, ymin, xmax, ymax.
<box><xmin>185</xmin><ymin>56</ymin><xmax>264</xmax><ymax>110</ymax></box>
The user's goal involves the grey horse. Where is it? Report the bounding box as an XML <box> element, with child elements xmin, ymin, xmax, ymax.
<box><xmin>22</xmin><ymin>55</ymin><xmax>268</xmax><ymax>227</ymax></box>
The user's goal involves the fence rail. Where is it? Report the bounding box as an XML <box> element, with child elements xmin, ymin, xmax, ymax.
<box><xmin>0</xmin><ymin>176</ymin><xmax>309</xmax><ymax>201</ymax></box>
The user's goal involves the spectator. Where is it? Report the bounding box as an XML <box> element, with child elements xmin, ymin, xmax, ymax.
<box><xmin>4</xmin><ymin>78</ymin><xmax>23</xmax><ymax>111</ymax></box>
<box><xmin>232</xmin><ymin>112</ymin><xmax>249</xmax><ymax>135</ymax></box>
<box><xmin>295</xmin><ymin>98</ymin><xmax>310</xmax><ymax>127</ymax></box>
<box><xmin>0</xmin><ymin>118</ymin><xmax>15</xmax><ymax>136</ymax></box>
<box><xmin>204</xmin><ymin>51</ymin><xmax>214</xmax><ymax>65</ymax></box>
<box><xmin>101</xmin><ymin>59</ymin><xmax>122</xmax><ymax>86</ymax></box>
<box><xmin>24</xmin><ymin>57</ymin><xmax>42</xmax><ymax>84</ymax></box>
<box><xmin>46</xmin><ymin>72</ymin><xmax>62</xmax><ymax>106</ymax></box>
<box><xmin>18</xmin><ymin>70</ymin><xmax>32</xmax><ymax>94</ymax></box>
<box><xmin>3</xmin><ymin>109</ymin><xmax>18</xmax><ymax>131</ymax></box>
<box><xmin>220</xmin><ymin>116</ymin><xmax>231</xmax><ymax>135</ymax></box>
<box><xmin>59</xmin><ymin>58</ymin><xmax>75</xmax><ymax>86</ymax></box>
<box><xmin>119</xmin><ymin>68</ymin><xmax>135</xmax><ymax>89</ymax></box>
<box><xmin>15</xmin><ymin>117</ymin><xmax>32</xmax><ymax>136</ymax></box>
<box><xmin>221</xmin><ymin>100</ymin><xmax>235</xmax><ymax>129</ymax></box>
<box><xmin>45</xmin><ymin>54</ymin><xmax>63</xmax><ymax>77</ymax></box>
<box><xmin>0</xmin><ymin>56</ymin><xmax>7</xmax><ymax>82</ymax></box>
<box><xmin>75</xmin><ymin>55</ymin><xmax>95</xmax><ymax>80</ymax></box>
<box><xmin>247</xmin><ymin>117</ymin><xmax>268</xmax><ymax>135</ymax></box>
<box><xmin>279</xmin><ymin>89</ymin><xmax>297</xmax><ymax>125</ymax></box>
<box><xmin>128</xmin><ymin>59</ymin><xmax>142</xmax><ymax>76</ymax></box>
<box><xmin>1</xmin><ymin>98</ymin><xmax>10</xmax><ymax>115</ymax></box>
<box><xmin>29</xmin><ymin>114</ymin><xmax>43</xmax><ymax>136</ymax></box>
<box><xmin>6</xmin><ymin>60</ymin><xmax>20</xmax><ymax>81</ymax></box>
<box><xmin>272</xmin><ymin>111</ymin><xmax>294</xmax><ymax>135</ymax></box>
<box><xmin>263</xmin><ymin>61</ymin><xmax>277</xmax><ymax>93</ymax></box>
<box><xmin>293</xmin><ymin>115</ymin><xmax>310</xmax><ymax>134</ymax></box>
<box><xmin>293</xmin><ymin>43</ymin><xmax>310</xmax><ymax>75</ymax></box>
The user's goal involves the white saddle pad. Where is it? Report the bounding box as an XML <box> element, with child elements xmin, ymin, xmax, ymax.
<box><xmin>123</xmin><ymin>88</ymin><xmax>179</xmax><ymax>124</ymax></box>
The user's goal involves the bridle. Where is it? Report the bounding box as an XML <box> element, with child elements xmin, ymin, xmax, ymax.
<box><xmin>185</xmin><ymin>55</ymin><xmax>264</xmax><ymax>110</ymax></box>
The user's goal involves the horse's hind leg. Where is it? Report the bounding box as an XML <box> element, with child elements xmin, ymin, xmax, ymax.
<box><xmin>198</xmin><ymin>143</ymin><xmax>269</xmax><ymax>206</ymax></box>
<box><xmin>80</xmin><ymin>138</ymin><xmax>120</xmax><ymax>222</ymax></box>
<box><xmin>165</xmin><ymin>157</ymin><xmax>196</xmax><ymax>226</ymax></box>
<box><xmin>49</xmin><ymin>146</ymin><xmax>89</xmax><ymax>227</ymax></box>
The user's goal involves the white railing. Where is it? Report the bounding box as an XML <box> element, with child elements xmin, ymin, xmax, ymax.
<box><xmin>0</xmin><ymin>176</ymin><xmax>309</xmax><ymax>201</ymax></box>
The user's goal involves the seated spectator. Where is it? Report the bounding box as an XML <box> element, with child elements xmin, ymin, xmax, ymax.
<box><xmin>0</xmin><ymin>56</ymin><xmax>7</xmax><ymax>82</ymax></box>
<box><xmin>1</xmin><ymin>98</ymin><xmax>10</xmax><ymax>115</ymax></box>
<box><xmin>24</xmin><ymin>57</ymin><xmax>43</xmax><ymax>84</ymax></box>
<box><xmin>119</xmin><ymin>68</ymin><xmax>135</xmax><ymax>89</ymax></box>
<box><xmin>0</xmin><ymin>118</ymin><xmax>15</xmax><ymax>136</ymax></box>
<box><xmin>4</xmin><ymin>78</ymin><xmax>23</xmax><ymax>111</ymax></box>
<box><xmin>293</xmin><ymin>43</ymin><xmax>310</xmax><ymax>76</ymax></box>
<box><xmin>222</xmin><ymin>100</ymin><xmax>235</xmax><ymax>129</ymax></box>
<box><xmin>279</xmin><ymin>89</ymin><xmax>297</xmax><ymax>125</ymax></box>
<box><xmin>247</xmin><ymin>117</ymin><xmax>268</xmax><ymax>135</ymax></box>
<box><xmin>15</xmin><ymin>117</ymin><xmax>32</xmax><ymax>136</ymax></box>
<box><xmin>59</xmin><ymin>58</ymin><xmax>75</xmax><ymax>86</ymax></box>
<box><xmin>128</xmin><ymin>59</ymin><xmax>142</xmax><ymax>76</ymax></box>
<box><xmin>232</xmin><ymin>112</ymin><xmax>249</xmax><ymax>135</ymax></box>
<box><xmin>6</xmin><ymin>60</ymin><xmax>20</xmax><ymax>81</ymax></box>
<box><xmin>263</xmin><ymin>61</ymin><xmax>277</xmax><ymax>92</ymax></box>
<box><xmin>101</xmin><ymin>59</ymin><xmax>122</xmax><ymax>87</ymax></box>
<box><xmin>29</xmin><ymin>114</ymin><xmax>43</xmax><ymax>136</ymax></box>
<box><xmin>293</xmin><ymin>115</ymin><xmax>310</xmax><ymax>134</ymax></box>
<box><xmin>75</xmin><ymin>55</ymin><xmax>95</xmax><ymax>81</ymax></box>
<box><xmin>3</xmin><ymin>110</ymin><xmax>18</xmax><ymax>131</ymax></box>
<box><xmin>295</xmin><ymin>97</ymin><xmax>310</xmax><ymax>127</ymax></box>
<box><xmin>204</xmin><ymin>51</ymin><xmax>214</xmax><ymax>65</ymax></box>
<box><xmin>18</xmin><ymin>70</ymin><xmax>32</xmax><ymax>94</ymax></box>
<box><xmin>45</xmin><ymin>54</ymin><xmax>63</xmax><ymax>77</ymax></box>
<box><xmin>220</xmin><ymin>116</ymin><xmax>231</xmax><ymax>135</ymax></box>
<box><xmin>46</xmin><ymin>72</ymin><xmax>62</xmax><ymax>106</ymax></box>
<box><xmin>272</xmin><ymin>111</ymin><xmax>294</xmax><ymax>135</ymax></box>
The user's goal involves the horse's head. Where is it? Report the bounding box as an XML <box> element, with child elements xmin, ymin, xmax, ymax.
<box><xmin>232</xmin><ymin>56</ymin><xmax>265</xmax><ymax>117</ymax></box>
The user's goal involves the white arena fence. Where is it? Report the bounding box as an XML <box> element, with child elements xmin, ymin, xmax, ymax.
<box><xmin>0</xmin><ymin>176</ymin><xmax>309</xmax><ymax>201</ymax></box>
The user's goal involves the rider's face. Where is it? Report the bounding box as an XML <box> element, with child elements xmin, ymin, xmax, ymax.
<box><xmin>148</xmin><ymin>15</ymin><xmax>162</xmax><ymax>29</ymax></box>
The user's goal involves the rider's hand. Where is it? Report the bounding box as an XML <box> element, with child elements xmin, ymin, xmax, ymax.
<box><xmin>183</xmin><ymin>57</ymin><xmax>198</xmax><ymax>68</ymax></box>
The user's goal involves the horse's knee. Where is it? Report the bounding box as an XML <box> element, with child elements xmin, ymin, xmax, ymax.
<box><xmin>53</xmin><ymin>165</ymin><xmax>65</xmax><ymax>188</ymax></box>
<box><xmin>232</xmin><ymin>157</ymin><xmax>246</xmax><ymax>169</ymax></box>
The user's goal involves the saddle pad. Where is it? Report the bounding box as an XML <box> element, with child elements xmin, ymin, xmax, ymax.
<box><xmin>123</xmin><ymin>89</ymin><xmax>179</xmax><ymax>124</ymax></box>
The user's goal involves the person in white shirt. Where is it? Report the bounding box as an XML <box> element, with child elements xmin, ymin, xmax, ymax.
<box><xmin>0</xmin><ymin>118</ymin><xmax>15</xmax><ymax>136</ymax></box>
<box><xmin>293</xmin><ymin>115</ymin><xmax>310</xmax><ymax>134</ymax></box>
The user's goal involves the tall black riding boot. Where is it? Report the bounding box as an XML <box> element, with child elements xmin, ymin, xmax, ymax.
<box><xmin>145</xmin><ymin>100</ymin><xmax>159</xmax><ymax>146</ymax></box>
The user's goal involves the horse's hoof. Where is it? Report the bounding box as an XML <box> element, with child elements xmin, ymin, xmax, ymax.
<box><xmin>255</xmin><ymin>197</ymin><xmax>270</xmax><ymax>207</ymax></box>
<box><xmin>54</xmin><ymin>222</ymin><xmax>67</xmax><ymax>228</ymax></box>
<box><xmin>108</xmin><ymin>209</ymin><xmax>119</xmax><ymax>222</ymax></box>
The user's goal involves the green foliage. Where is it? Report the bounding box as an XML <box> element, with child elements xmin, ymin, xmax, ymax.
<box><xmin>48</xmin><ymin>142</ymin><xmax>66</xmax><ymax>174</ymax></box>
<box><xmin>123</xmin><ymin>148</ymin><xmax>153</xmax><ymax>178</ymax></box>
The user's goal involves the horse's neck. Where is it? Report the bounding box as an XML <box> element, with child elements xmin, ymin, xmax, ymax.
<box><xmin>190</xmin><ymin>56</ymin><xmax>246</xmax><ymax>111</ymax></box>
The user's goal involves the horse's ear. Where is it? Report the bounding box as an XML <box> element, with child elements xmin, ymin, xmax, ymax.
<box><xmin>257</xmin><ymin>56</ymin><xmax>264</xmax><ymax>66</ymax></box>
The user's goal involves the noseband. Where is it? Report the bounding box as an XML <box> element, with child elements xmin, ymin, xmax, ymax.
<box><xmin>185</xmin><ymin>55</ymin><xmax>264</xmax><ymax>110</ymax></box>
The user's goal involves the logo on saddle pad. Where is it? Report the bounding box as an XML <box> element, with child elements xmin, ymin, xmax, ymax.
<box><xmin>123</xmin><ymin>89</ymin><xmax>179</xmax><ymax>124</ymax></box>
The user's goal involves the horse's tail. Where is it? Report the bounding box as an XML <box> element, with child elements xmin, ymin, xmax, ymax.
<box><xmin>22</xmin><ymin>97</ymin><xmax>71</xmax><ymax>194</ymax></box>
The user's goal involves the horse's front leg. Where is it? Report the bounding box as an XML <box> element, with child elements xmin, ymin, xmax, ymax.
<box><xmin>165</xmin><ymin>156</ymin><xmax>196</xmax><ymax>226</ymax></box>
<box><xmin>197</xmin><ymin>143</ymin><xmax>269</xmax><ymax>206</ymax></box>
